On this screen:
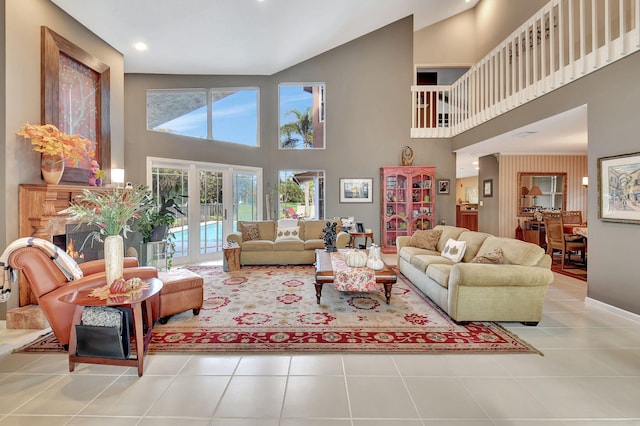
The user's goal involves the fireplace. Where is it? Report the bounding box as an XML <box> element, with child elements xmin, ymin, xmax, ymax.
<box><xmin>50</xmin><ymin>223</ymin><xmax>103</xmax><ymax>263</ymax></box>
<box><xmin>52</xmin><ymin>223</ymin><xmax>143</xmax><ymax>264</ymax></box>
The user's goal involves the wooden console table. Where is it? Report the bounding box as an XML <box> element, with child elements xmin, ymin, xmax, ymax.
<box><xmin>522</xmin><ymin>220</ymin><xmax>546</xmax><ymax>249</ymax></box>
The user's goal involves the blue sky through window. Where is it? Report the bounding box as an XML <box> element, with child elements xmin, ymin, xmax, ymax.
<box><xmin>154</xmin><ymin>89</ymin><xmax>258</xmax><ymax>146</ymax></box>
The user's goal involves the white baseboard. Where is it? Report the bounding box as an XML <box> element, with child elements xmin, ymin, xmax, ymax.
<box><xmin>585</xmin><ymin>297</ymin><xmax>640</xmax><ymax>324</ymax></box>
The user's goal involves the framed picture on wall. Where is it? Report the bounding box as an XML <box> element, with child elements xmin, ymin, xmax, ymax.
<box><xmin>598</xmin><ymin>151</ymin><xmax>640</xmax><ymax>224</ymax></box>
<box><xmin>483</xmin><ymin>179</ymin><xmax>493</xmax><ymax>197</ymax></box>
<box><xmin>340</xmin><ymin>178</ymin><xmax>373</xmax><ymax>203</ymax></box>
<box><xmin>437</xmin><ymin>179</ymin><xmax>450</xmax><ymax>194</ymax></box>
<box><xmin>42</xmin><ymin>27</ymin><xmax>111</xmax><ymax>183</ymax></box>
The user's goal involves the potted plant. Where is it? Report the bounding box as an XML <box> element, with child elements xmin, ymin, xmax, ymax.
<box><xmin>137</xmin><ymin>193</ymin><xmax>186</xmax><ymax>269</ymax></box>
<box><xmin>61</xmin><ymin>185</ymin><xmax>152</xmax><ymax>285</ymax></box>
<box><xmin>138</xmin><ymin>194</ymin><xmax>185</xmax><ymax>243</ymax></box>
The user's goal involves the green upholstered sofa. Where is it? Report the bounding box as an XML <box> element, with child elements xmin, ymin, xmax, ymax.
<box><xmin>397</xmin><ymin>225</ymin><xmax>553</xmax><ymax>325</ymax></box>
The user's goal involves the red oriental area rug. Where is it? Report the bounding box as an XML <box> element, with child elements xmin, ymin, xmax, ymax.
<box><xmin>16</xmin><ymin>265</ymin><xmax>540</xmax><ymax>355</ymax></box>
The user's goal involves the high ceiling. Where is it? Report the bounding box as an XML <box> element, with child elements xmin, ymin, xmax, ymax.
<box><xmin>51</xmin><ymin>0</ymin><xmax>479</xmax><ymax>75</ymax></box>
<box><xmin>51</xmin><ymin>0</ymin><xmax>587</xmax><ymax>177</ymax></box>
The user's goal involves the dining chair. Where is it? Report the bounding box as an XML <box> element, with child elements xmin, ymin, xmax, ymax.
<box><xmin>562</xmin><ymin>210</ymin><xmax>583</xmax><ymax>224</ymax></box>
<box><xmin>543</xmin><ymin>214</ymin><xmax>586</xmax><ymax>269</ymax></box>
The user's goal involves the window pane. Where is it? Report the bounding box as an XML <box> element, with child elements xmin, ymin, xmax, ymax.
<box><xmin>146</xmin><ymin>88</ymin><xmax>259</xmax><ymax>147</ymax></box>
<box><xmin>212</xmin><ymin>89</ymin><xmax>258</xmax><ymax>146</ymax></box>
<box><xmin>279</xmin><ymin>84</ymin><xmax>325</xmax><ymax>149</ymax></box>
<box><xmin>278</xmin><ymin>170</ymin><xmax>325</xmax><ymax>219</ymax></box>
<box><xmin>147</xmin><ymin>89</ymin><xmax>208</xmax><ymax>138</ymax></box>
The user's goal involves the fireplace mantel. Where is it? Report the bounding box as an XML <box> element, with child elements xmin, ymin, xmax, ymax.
<box><xmin>18</xmin><ymin>184</ymin><xmax>110</xmax><ymax>305</ymax></box>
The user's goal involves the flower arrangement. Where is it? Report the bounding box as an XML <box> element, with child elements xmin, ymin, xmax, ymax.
<box><xmin>61</xmin><ymin>185</ymin><xmax>152</xmax><ymax>244</ymax></box>
<box><xmin>89</xmin><ymin>160</ymin><xmax>106</xmax><ymax>186</ymax></box>
<box><xmin>17</xmin><ymin>122</ymin><xmax>95</xmax><ymax>164</ymax></box>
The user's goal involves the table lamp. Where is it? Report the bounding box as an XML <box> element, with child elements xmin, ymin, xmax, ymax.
<box><xmin>112</xmin><ymin>169</ymin><xmax>125</xmax><ymax>188</ymax></box>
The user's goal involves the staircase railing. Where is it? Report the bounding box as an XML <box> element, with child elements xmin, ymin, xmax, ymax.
<box><xmin>412</xmin><ymin>0</ymin><xmax>640</xmax><ymax>138</ymax></box>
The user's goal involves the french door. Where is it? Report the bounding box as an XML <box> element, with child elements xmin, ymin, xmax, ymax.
<box><xmin>147</xmin><ymin>157</ymin><xmax>261</xmax><ymax>265</ymax></box>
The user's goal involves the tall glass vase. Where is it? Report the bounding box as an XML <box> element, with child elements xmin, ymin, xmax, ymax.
<box><xmin>104</xmin><ymin>235</ymin><xmax>124</xmax><ymax>286</ymax></box>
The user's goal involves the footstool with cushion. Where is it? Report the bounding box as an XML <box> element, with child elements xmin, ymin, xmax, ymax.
<box><xmin>157</xmin><ymin>269</ymin><xmax>204</xmax><ymax>324</ymax></box>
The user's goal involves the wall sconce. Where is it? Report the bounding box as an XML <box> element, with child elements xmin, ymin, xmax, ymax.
<box><xmin>112</xmin><ymin>169</ymin><xmax>125</xmax><ymax>188</ymax></box>
<box><xmin>582</xmin><ymin>176</ymin><xmax>588</xmax><ymax>187</ymax></box>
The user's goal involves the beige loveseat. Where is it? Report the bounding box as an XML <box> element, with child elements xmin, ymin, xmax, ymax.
<box><xmin>397</xmin><ymin>225</ymin><xmax>553</xmax><ymax>325</ymax></box>
<box><xmin>227</xmin><ymin>219</ymin><xmax>350</xmax><ymax>265</ymax></box>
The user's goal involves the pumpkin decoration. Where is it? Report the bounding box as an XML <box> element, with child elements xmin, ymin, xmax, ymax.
<box><xmin>109</xmin><ymin>277</ymin><xmax>127</xmax><ymax>294</ymax></box>
<box><xmin>344</xmin><ymin>249</ymin><xmax>368</xmax><ymax>268</ymax></box>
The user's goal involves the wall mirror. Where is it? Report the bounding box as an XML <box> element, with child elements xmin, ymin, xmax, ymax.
<box><xmin>517</xmin><ymin>172</ymin><xmax>567</xmax><ymax>217</ymax></box>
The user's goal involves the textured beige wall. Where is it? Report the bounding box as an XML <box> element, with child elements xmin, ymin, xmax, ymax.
<box><xmin>124</xmin><ymin>17</ymin><xmax>459</xmax><ymax>242</ymax></box>
<box><xmin>2</xmin><ymin>0</ymin><xmax>124</xmax><ymax>311</ymax></box>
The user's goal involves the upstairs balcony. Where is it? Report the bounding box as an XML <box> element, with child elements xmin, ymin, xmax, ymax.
<box><xmin>411</xmin><ymin>0</ymin><xmax>640</xmax><ymax>139</ymax></box>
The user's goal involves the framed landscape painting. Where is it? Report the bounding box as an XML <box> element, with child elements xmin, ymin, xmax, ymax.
<box><xmin>340</xmin><ymin>178</ymin><xmax>373</xmax><ymax>203</ymax></box>
<box><xmin>598</xmin><ymin>152</ymin><xmax>640</xmax><ymax>224</ymax></box>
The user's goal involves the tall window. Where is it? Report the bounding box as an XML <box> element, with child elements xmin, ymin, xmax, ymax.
<box><xmin>278</xmin><ymin>170</ymin><xmax>325</xmax><ymax>219</ymax></box>
<box><xmin>147</xmin><ymin>88</ymin><xmax>259</xmax><ymax>146</ymax></box>
<box><xmin>279</xmin><ymin>83</ymin><xmax>326</xmax><ymax>149</ymax></box>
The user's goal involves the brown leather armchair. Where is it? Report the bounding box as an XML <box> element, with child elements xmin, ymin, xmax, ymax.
<box><xmin>7</xmin><ymin>247</ymin><xmax>158</xmax><ymax>348</ymax></box>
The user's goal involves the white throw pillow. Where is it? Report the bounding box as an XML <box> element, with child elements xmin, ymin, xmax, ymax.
<box><xmin>441</xmin><ymin>238</ymin><xmax>467</xmax><ymax>263</ymax></box>
<box><xmin>277</xmin><ymin>218</ymin><xmax>299</xmax><ymax>228</ymax></box>
<box><xmin>275</xmin><ymin>226</ymin><xmax>301</xmax><ymax>241</ymax></box>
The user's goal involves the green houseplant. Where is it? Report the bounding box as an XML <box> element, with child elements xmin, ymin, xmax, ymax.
<box><xmin>138</xmin><ymin>193</ymin><xmax>185</xmax><ymax>269</ymax></box>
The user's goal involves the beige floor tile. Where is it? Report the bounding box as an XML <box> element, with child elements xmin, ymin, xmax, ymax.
<box><xmin>289</xmin><ymin>354</ymin><xmax>344</xmax><ymax>375</ymax></box>
<box><xmin>0</xmin><ymin>415</ymin><xmax>72</xmax><ymax>425</ymax></box>
<box><xmin>180</xmin><ymin>355</ymin><xmax>241</xmax><ymax>375</ymax></box>
<box><xmin>234</xmin><ymin>355</ymin><xmax>290</xmax><ymax>375</ymax></box>
<box><xmin>80</xmin><ymin>375</ymin><xmax>174</xmax><ymax>416</ymax></box>
<box><xmin>403</xmin><ymin>377</ymin><xmax>489</xmax><ymax>419</ymax></box>
<box><xmin>146</xmin><ymin>375</ymin><xmax>229</xmax><ymax>418</ymax></box>
<box><xmin>282</xmin><ymin>376</ymin><xmax>349</xmax><ymax>418</ymax></box>
<box><xmin>124</xmin><ymin>354</ymin><xmax>190</xmax><ymax>376</ymax></box>
<box><xmin>66</xmin><ymin>417</ymin><xmax>141</xmax><ymax>425</ymax></box>
<box><xmin>280</xmin><ymin>420</ymin><xmax>350</xmax><ymax>426</ymax></box>
<box><xmin>461</xmin><ymin>377</ymin><xmax>556</xmax><ymax>419</ymax></box>
<box><xmin>0</xmin><ymin>374</ymin><xmax>63</xmax><ymax>414</ymax></box>
<box><xmin>138</xmin><ymin>418</ymin><xmax>211</xmax><ymax>426</ymax></box>
<box><xmin>13</xmin><ymin>375</ymin><xmax>118</xmax><ymax>416</ymax></box>
<box><xmin>214</xmin><ymin>376</ymin><xmax>287</xmax><ymax>418</ymax></box>
<box><xmin>347</xmin><ymin>376</ymin><xmax>419</xmax><ymax>419</ymax></box>
<box><xmin>497</xmin><ymin>348</ymin><xmax>623</xmax><ymax>377</ymax></box>
<box><xmin>209</xmin><ymin>420</ymin><xmax>280</xmax><ymax>426</ymax></box>
<box><xmin>343</xmin><ymin>354</ymin><xmax>399</xmax><ymax>376</ymax></box>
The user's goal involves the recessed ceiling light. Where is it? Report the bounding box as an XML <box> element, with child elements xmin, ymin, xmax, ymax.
<box><xmin>134</xmin><ymin>42</ymin><xmax>148</xmax><ymax>51</ymax></box>
<box><xmin>472</xmin><ymin>161</ymin><xmax>478</xmax><ymax>165</ymax></box>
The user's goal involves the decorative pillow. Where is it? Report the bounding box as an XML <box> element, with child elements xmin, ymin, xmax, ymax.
<box><xmin>471</xmin><ymin>247</ymin><xmax>504</xmax><ymax>264</ymax></box>
<box><xmin>277</xmin><ymin>218</ymin><xmax>299</xmax><ymax>228</ymax></box>
<box><xmin>275</xmin><ymin>226</ymin><xmax>301</xmax><ymax>241</ymax></box>
<box><xmin>407</xmin><ymin>229</ymin><xmax>442</xmax><ymax>251</ymax></box>
<box><xmin>240</xmin><ymin>223</ymin><xmax>260</xmax><ymax>241</ymax></box>
<box><xmin>441</xmin><ymin>238</ymin><xmax>467</xmax><ymax>263</ymax></box>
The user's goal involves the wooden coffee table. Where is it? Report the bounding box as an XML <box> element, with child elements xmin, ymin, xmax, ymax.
<box><xmin>314</xmin><ymin>249</ymin><xmax>397</xmax><ymax>304</ymax></box>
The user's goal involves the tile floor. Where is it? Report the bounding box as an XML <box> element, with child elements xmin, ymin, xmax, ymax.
<box><xmin>1</xmin><ymin>259</ymin><xmax>640</xmax><ymax>425</ymax></box>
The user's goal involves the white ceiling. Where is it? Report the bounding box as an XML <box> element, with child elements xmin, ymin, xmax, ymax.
<box><xmin>51</xmin><ymin>0</ymin><xmax>586</xmax><ymax>177</ymax></box>
<box><xmin>455</xmin><ymin>105</ymin><xmax>589</xmax><ymax>178</ymax></box>
<box><xmin>51</xmin><ymin>0</ymin><xmax>479</xmax><ymax>75</ymax></box>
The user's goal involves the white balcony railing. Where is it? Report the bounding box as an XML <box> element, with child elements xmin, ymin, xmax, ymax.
<box><xmin>412</xmin><ymin>0</ymin><xmax>640</xmax><ymax>138</ymax></box>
